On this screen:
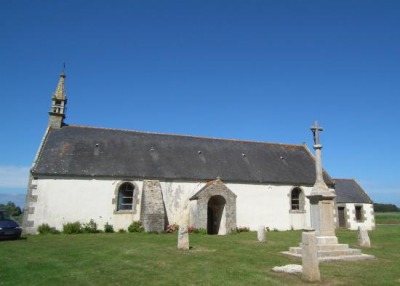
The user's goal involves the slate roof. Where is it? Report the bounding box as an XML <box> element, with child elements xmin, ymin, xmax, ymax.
<box><xmin>334</xmin><ymin>179</ymin><xmax>373</xmax><ymax>204</ymax></box>
<box><xmin>32</xmin><ymin>125</ymin><xmax>334</xmax><ymax>186</ymax></box>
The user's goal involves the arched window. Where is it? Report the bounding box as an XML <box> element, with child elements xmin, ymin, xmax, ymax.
<box><xmin>290</xmin><ymin>187</ymin><xmax>304</xmax><ymax>211</ymax></box>
<box><xmin>117</xmin><ymin>183</ymin><xmax>134</xmax><ymax>211</ymax></box>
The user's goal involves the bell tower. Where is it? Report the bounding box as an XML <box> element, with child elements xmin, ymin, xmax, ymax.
<box><xmin>48</xmin><ymin>71</ymin><xmax>67</xmax><ymax>128</ymax></box>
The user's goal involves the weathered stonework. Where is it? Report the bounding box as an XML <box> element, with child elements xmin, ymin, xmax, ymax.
<box><xmin>177</xmin><ymin>225</ymin><xmax>189</xmax><ymax>250</ymax></box>
<box><xmin>357</xmin><ymin>226</ymin><xmax>371</xmax><ymax>248</ymax></box>
<box><xmin>283</xmin><ymin>122</ymin><xmax>375</xmax><ymax>262</ymax></box>
<box><xmin>22</xmin><ymin>174</ymin><xmax>37</xmax><ymax>234</ymax></box>
<box><xmin>257</xmin><ymin>225</ymin><xmax>266</xmax><ymax>243</ymax></box>
<box><xmin>189</xmin><ymin>179</ymin><xmax>236</xmax><ymax>234</ymax></box>
<box><xmin>141</xmin><ymin>180</ymin><xmax>166</xmax><ymax>232</ymax></box>
<box><xmin>113</xmin><ymin>181</ymin><xmax>140</xmax><ymax>214</ymax></box>
<box><xmin>301</xmin><ymin>229</ymin><xmax>320</xmax><ymax>282</ymax></box>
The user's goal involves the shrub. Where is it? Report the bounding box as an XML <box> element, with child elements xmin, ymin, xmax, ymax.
<box><xmin>147</xmin><ymin>231</ymin><xmax>161</xmax><ymax>234</ymax></box>
<box><xmin>165</xmin><ymin>224</ymin><xmax>179</xmax><ymax>233</ymax></box>
<box><xmin>236</xmin><ymin>226</ymin><xmax>250</xmax><ymax>233</ymax></box>
<box><xmin>82</xmin><ymin>219</ymin><xmax>99</xmax><ymax>233</ymax></box>
<box><xmin>128</xmin><ymin>221</ymin><xmax>143</xmax><ymax>233</ymax></box>
<box><xmin>38</xmin><ymin>223</ymin><xmax>60</xmax><ymax>234</ymax></box>
<box><xmin>63</xmin><ymin>221</ymin><xmax>82</xmax><ymax>234</ymax></box>
<box><xmin>118</xmin><ymin>229</ymin><xmax>126</xmax><ymax>233</ymax></box>
<box><xmin>193</xmin><ymin>228</ymin><xmax>207</xmax><ymax>234</ymax></box>
<box><xmin>104</xmin><ymin>222</ymin><xmax>114</xmax><ymax>233</ymax></box>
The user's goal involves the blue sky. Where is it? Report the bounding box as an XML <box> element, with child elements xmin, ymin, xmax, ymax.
<box><xmin>1</xmin><ymin>1</ymin><xmax>399</xmax><ymax>208</ymax></box>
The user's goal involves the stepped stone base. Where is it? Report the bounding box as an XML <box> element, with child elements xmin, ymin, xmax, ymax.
<box><xmin>282</xmin><ymin>236</ymin><xmax>375</xmax><ymax>262</ymax></box>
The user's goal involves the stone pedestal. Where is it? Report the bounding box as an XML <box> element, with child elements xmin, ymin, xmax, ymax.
<box><xmin>283</xmin><ymin>235</ymin><xmax>374</xmax><ymax>262</ymax></box>
<box><xmin>283</xmin><ymin>184</ymin><xmax>374</xmax><ymax>261</ymax></box>
<box><xmin>301</xmin><ymin>229</ymin><xmax>320</xmax><ymax>282</ymax></box>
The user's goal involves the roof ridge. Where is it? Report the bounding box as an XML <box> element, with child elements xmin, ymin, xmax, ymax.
<box><xmin>64</xmin><ymin>124</ymin><xmax>304</xmax><ymax>147</ymax></box>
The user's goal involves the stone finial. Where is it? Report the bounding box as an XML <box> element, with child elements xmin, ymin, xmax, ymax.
<box><xmin>53</xmin><ymin>72</ymin><xmax>67</xmax><ymax>100</ymax></box>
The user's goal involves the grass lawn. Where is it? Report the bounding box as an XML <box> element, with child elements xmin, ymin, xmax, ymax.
<box><xmin>375</xmin><ymin>212</ymin><xmax>400</xmax><ymax>224</ymax></box>
<box><xmin>1</xmin><ymin>226</ymin><xmax>399</xmax><ymax>286</ymax></box>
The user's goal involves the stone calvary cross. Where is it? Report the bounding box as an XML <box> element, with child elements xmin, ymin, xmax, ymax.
<box><xmin>282</xmin><ymin>121</ymin><xmax>375</xmax><ymax>262</ymax></box>
<box><xmin>310</xmin><ymin>121</ymin><xmax>323</xmax><ymax>146</ymax></box>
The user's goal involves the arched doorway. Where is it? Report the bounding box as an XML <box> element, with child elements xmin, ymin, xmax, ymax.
<box><xmin>207</xmin><ymin>195</ymin><xmax>226</xmax><ymax>234</ymax></box>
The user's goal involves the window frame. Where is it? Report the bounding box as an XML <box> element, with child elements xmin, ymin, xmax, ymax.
<box><xmin>290</xmin><ymin>187</ymin><xmax>305</xmax><ymax>213</ymax></box>
<box><xmin>114</xmin><ymin>181</ymin><xmax>138</xmax><ymax>214</ymax></box>
<box><xmin>355</xmin><ymin>205</ymin><xmax>364</xmax><ymax>222</ymax></box>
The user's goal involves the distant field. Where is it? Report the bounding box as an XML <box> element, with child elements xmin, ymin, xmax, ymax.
<box><xmin>1</xmin><ymin>226</ymin><xmax>399</xmax><ymax>285</ymax></box>
<box><xmin>375</xmin><ymin>212</ymin><xmax>400</xmax><ymax>224</ymax></box>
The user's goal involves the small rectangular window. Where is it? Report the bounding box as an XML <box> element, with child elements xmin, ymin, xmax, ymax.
<box><xmin>355</xmin><ymin>206</ymin><xmax>363</xmax><ymax>222</ymax></box>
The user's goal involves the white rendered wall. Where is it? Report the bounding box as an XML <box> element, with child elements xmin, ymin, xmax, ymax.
<box><xmin>29</xmin><ymin>178</ymin><xmax>143</xmax><ymax>233</ymax></box>
<box><xmin>344</xmin><ymin>203</ymin><xmax>375</xmax><ymax>230</ymax></box>
<box><xmin>29</xmin><ymin>177</ymin><xmax>331</xmax><ymax>233</ymax></box>
<box><xmin>226</xmin><ymin>183</ymin><xmax>314</xmax><ymax>231</ymax></box>
<box><xmin>159</xmin><ymin>181</ymin><xmax>314</xmax><ymax>231</ymax></box>
<box><xmin>159</xmin><ymin>181</ymin><xmax>204</xmax><ymax>226</ymax></box>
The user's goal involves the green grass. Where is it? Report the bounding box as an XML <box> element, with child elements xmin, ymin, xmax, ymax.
<box><xmin>0</xmin><ymin>226</ymin><xmax>399</xmax><ymax>285</ymax></box>
<box><xmin>375</xmin><ymin>212</ymin><xmax>400</xmax><ymax>224</ymax></box>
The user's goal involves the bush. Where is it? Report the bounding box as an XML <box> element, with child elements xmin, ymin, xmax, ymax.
<box><xmin>165</xmin><ymin>224</ymin><xmax>179</xmax><ymax>233</ymax></box>
<box><xmin>193</xmin><ymin>228</ymin><xmax>207</xmax><ymax>234</ymax></box>
<box><xmin>187</xmin><ymin>226</ymin><xmax>207</xmax><ymax>234</ymax></box>
<box><xmin>38</xmin><ymin>223</ymin><xmax>60</xmax><ymax>234</ymax></box>
<box><xmin>82</xmin><ymin>219</ymin><xmax>99</xmax><ymax>233</ymax></box>
<box><xmin>63</xmin><ymin>221</ymin><xmax>82</xmax><ymax>234</ymax></box>
<box><xmin>128</xmin><ymin>221</ymin><xmax>143</xmax><ymax>233</ymax></box>
<box><xmin>236</xmin><ymin>226</ymin><xmax>250</xmax><ymax>233</ymax></box>
<box><xmin>104</xmin><ymin>222</ymin><xmax>114</xmax><ymax>233</ymax></box>
<box><xmin>118</xmin><ymin>229</ymin><xmax>126</xmax><ymax>233</ymax></box>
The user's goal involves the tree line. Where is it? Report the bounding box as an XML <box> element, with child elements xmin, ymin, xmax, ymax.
<box><xmin>0</xmin><ymin>201</ymin><xmax>22</xmax><ymax>216</ymax></box>
<box><xmin>374</xmin><ymin>203</ymin><xmax>400</xmax><ymax>212</ymax></box>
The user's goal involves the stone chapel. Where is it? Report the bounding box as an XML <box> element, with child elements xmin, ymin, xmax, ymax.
<box><xmin>22</xmin><ymin>73</ymin><xmax>375</xmax><ymax>234</ymax></box>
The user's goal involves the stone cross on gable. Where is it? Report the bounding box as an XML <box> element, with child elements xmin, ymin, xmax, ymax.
<box><xmin>310</xmin><ymin>121</ymin><xmax>323</xmax><ymax>145</ymax></box>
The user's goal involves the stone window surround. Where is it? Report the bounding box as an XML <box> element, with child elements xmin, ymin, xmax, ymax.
<box><xmin>335</xmin><ymin>204</ymin><xmax>349</xmax><ymax>228</ymax></box>
<box><xmin>113</xmin><ymin>181</ymin><xmax>140</xmax><ymax>214</ymax></box>
<box><xmin>354</xmin><ymin>204</ymin><xmax>364</xmax><ymax>222</ymax></box>
<box><xmin>289</xmin><ymin>186</ymin><xmax>306</xmax><ymax>213</ymax></box>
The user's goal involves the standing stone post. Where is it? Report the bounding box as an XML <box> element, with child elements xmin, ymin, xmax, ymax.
<box><xmin>257</xmin><ymin>225</ymin><xmax>266</xmax><ymax>243</ymax></box>
<box><xmin>357</xmin><ymin>226</ymin><xmax>371</xmax><ymax>248</ymax></box>
<box><xmin>177</xmin><ymin>225</ymin><xmax>189</xmax><ymax>250</ymax></box>
<box><xmin>302</xmin><ymin>228</ymin><xmax>320</xmax><ymax>282</ymax></box>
